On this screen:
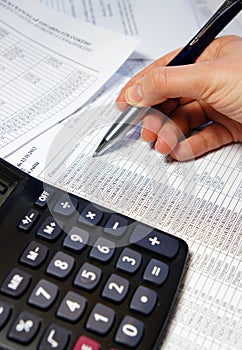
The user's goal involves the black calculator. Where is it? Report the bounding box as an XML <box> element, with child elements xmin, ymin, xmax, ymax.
<box><xmin>0</xmin><ymin>158</ymin><xmax>188</xmax><ymax>350</ymax></box>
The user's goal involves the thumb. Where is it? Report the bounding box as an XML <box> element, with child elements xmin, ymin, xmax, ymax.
<box><xmin>124</xmin><ymin>62</ymin><xmax>217</xmax><ymax>107</ymax></box>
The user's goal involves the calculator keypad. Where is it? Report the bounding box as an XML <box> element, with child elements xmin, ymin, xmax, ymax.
<box><xmin>86</xmin><ymin>303</ymin><xmax>115</xmax><ymax>335</ymax></box>
<box><xmin>0</xmin><ymin>172</ymin><xmax>188</xmax><ymax>350</ymax></box>
<box><xmin>130</xmin><ymin>286</ymin><xmax>157</xmax><ymax>315</ymax></box>
<box><xmin>19</xmin><ymin>241</ymin><xmax>48</xmax><ymax>268</ymax></box>
<box><xmin>57</xmin><ymin>291</ymin><xmax>87</xmax><ymax>322</ymax></box>
<box><xmin>39</xmin><ymin>323</ymin><xmax>69</xmax><ymax>350</ymax></box>
<box><xmin>1</xmin><ymin>268</ymin><xmax>31</xmax><ymax>298</ymax></box>
<box><xmin>8</xmin><ymin>310</ymin><xmax>40</xmax><ymax>344</ymax></box>
<box><xmin>115</xmin><ymin>315</ymin><xmax>144</xmax><ymax>348</ymax></box>
<box><xmin>46</xmin><ymin>251</ymin><xmax>75</xmax><ymax>279</ymax></box>
<box><xmin>0</xmin><ymin>300</ymin><xmax>11</xmax><ymax>329</ymax></box>
<box><xmin>28</xmin><ymin>279</ymin><xmax>59</xmax><ymax>309</ymax></box>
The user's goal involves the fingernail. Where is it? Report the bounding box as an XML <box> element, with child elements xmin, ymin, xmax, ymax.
<box><xmin>115</xmin><ymin>101</ymin><xmax>128</xmax><ymax>111</ymax></box>
<box><xmin>125</xmin><ymin>84</ymin><xmax>143</xmax><ymax>105</ymax></box>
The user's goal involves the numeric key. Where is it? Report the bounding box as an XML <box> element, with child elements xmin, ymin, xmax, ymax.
<box><xmin>86</xmin><ymin>303</ymin><xmax>115</xmax><ymax>335</ymax></box>
<box><xmin>28</xmin><ymin>279</ymin><xmax>58</xmax><ymax>309</ymax></box>
<box><xmin>102</xmin><ymin>274</ymin><xmax>129</xmax><ymax>303</ymax></box>
<box><xmin>116</xmin><ymin>248</ymin><xmax>142</xmax><ymax>274</ymax></box>
<box><xmin>57</xmin><ymin>291</ymin><xmax>87</xmax><ymax>322</ymax></box>
<box><xmin>46</xmin><ymin>251</ymin><xmax>75</xmax><ymax>279</ymax></box>
<box><xmin>115</xmin><ymin>316</ymin><xmax>144</xmax><ymax>348</ymax></box>
<box><xmin>74</xmin><ymin>263</ymin><xmax>102</xmax><ymax>291</ymax></box>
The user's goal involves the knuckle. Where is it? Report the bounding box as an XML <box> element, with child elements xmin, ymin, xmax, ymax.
<box><xmin>146</xmin><ymin>66</ymin><xmax>169</xmax><ymax>95</ymax></box>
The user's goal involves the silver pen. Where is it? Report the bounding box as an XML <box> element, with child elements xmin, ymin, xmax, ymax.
<box><xmin>93</xmin><ymin>0</ymin><xmax>242</xmax><ymax>157</ymax></box>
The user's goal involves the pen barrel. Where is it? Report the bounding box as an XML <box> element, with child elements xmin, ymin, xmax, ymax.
<box><xmin>106</xmin><ymin>106</ymin><xmax>149</xmax><ymax>142</ymax></box>
<box><xmin>167</xmin><ymin>0</ymin><xmax>242</xmax><ymax>66</ymax></box>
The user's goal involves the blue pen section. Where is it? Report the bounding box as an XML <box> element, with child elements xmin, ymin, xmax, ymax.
<box><xmin>167</xmin><ymin>0</ymin><xmax>242</xmax><ymax>66</ymax></box>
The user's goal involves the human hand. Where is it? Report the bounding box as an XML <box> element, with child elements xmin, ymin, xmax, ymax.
<box><xmin>116</xmin><ymin>35</ymin><xmax>242</xmax><ymax>161</ymax></box>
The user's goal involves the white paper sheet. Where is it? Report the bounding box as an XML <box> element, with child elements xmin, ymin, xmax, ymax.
<box><xmin>0</xmin><ymin>0</ymin><xmax>138</xmax><ymax>157</ymax></box>
<box><xmin>38</xmin><ymin>0</ymin><xmax>200</xmax><ymax>59</ymax></box>
<box><xmin>7</xmin><ymin>71</ymin><xmax>242</xmax><ymax>350</ymax></box>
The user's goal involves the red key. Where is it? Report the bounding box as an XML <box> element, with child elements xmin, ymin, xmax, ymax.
<box><xmin>72</xmin><ymin>335</ymin><xmax>100</xmax><ymax>350</ymax></box>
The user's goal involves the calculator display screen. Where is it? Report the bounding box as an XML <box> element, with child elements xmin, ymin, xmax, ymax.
<box><xmin>0</xmin><ymin>176</ymin><xmax>17</xmax><ymax>207</ymax></box>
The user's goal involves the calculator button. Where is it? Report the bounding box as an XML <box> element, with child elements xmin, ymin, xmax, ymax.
<box><xmin>73</xmin><ymin>335</ymin><xmax>100</xmax><ymax>350</ymax></box>
<box><xmin>38</xmin><ymin>323</ymin><xmax>69</xmax><ymax>350</ymax></box>
<box><xmin>115</xmin><ymin>315</ymin><xmax>144</xmax><ymax>348</ymax></box>
<box><xmin>74</xmin><ymin>263</ymin><xmax>102</xmax><ymax>291</ymax></box>
<box><xmin>116</xmin><ymin>248</ymin><xmax>142</xmax><ymax>274</ymax></box>
<box><xmin>28</xmin><ymin>279</ymin><xmax>58</xmax><ymax>309</ymax></box>
<box><xmin>89</xmin><ymin>237</ymin><xmax>115</xmax><ymax>262</ymax></box>
<box><xmin>104</xmin><ymin>214</ymin><xmax>128</xmax><ymax>237</ymax></box>
<box><xmin>46</xmin><ymin>251</ymin><xmax>75</xmax><ymax>279</ymax></box>
<box><xmin>0</xmin><ymin>300</ymin><xmax>11</xmax><ymax>329</ymax></box>
<box><xmin>78</xmin><ymin>204</ymin><xmax>103</xmax><ymax>226</ymax></box>
<box><xmin>35</xmin><ymin>188</ymin><xmax>55</xmax><ymax>208</ymax></box>
<box><xmin>130</xmin><ymin>224</ymin><xmax>179</xmax><ymax>258</ymax></box>
<box><xmin>102</xmin><ymin>274</ymin><xmax>129</xmax><ymax>303</ymax></box>
<box><xmin>143</xmin><ymin>259</ymin><xmax>169</xmax><ymax>285</ymax></box>
<box><xmin>57</xmin><ymin>291</ymin><xmax>87</xmax><ymax>322</ymax></box>
<box><xmin>18</xmin><ymin>209</ymin><xmax>39</xmax><ymax>231</ymax></box>
<box><xmin>63</xmin><ymin>226</ymin><xmax>89</xmax><ymax>252</ymax></box>
<box><xmin>19</xmin><ymin>241</ymin><xmax>48</xmax><ymax>268</ymax></box>
<box><xmin>86</xmin><ymin>303</ymin><xmax>115</xmax><ymax>335</ymax></box>
<box><xmin>37</xmin><ymin>216</ymin><xmax>63</xmax><ymax>241</ymax></box>
<box><xmin>0</xmin><ymin>180</ymin><xmax>8</xmax><ymax>194</ymax></box>
<box><xmin>130</xmin><ymin>286</ymin><xmax>157</xmax><ymax>315</ymax></box>
<box><xmin>53</xmin><ymin>194</ymin><xmax>78</xmax><ymax>217</ymax></box>
<box><xmin>0</xmin><ymin>268</ymin><xmax>31</xmax><ymax>297</ymax></box>
<box><xmin>8</xmin><ymin>310</ymin><xmax>40</xmax><ymax>344</ymax></box>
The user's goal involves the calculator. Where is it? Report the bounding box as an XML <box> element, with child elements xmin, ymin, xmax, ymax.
<box><xmin>0</xmin><ymin>158</ymin><xmax>188</xmax><ymax>350</ymax></box>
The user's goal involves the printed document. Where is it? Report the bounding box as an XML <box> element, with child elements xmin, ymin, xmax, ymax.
<box><xmin>0</xmin><ymin>0</ymin><xmax>138</xmax><ymax>157</ymax></box>
<box><xmin>38</xmin><ymin>0</ymin><xmax>200</xmax><ymax>59</ymax></box>
<box><xmin>7</xmin><ymin>71</ymin><xmax>242</xmax><ymax>350</ymax></box>
<box><xmin>39</xmin><ymin>0</ymin><xmax>242</xmax><ymax>59</ymax></box>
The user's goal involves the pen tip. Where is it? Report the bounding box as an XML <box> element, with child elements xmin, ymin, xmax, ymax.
<box><xmin>93</xmin><ymin>139</ymin><xmax>109</xmax><ymax>157</ymax></box>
